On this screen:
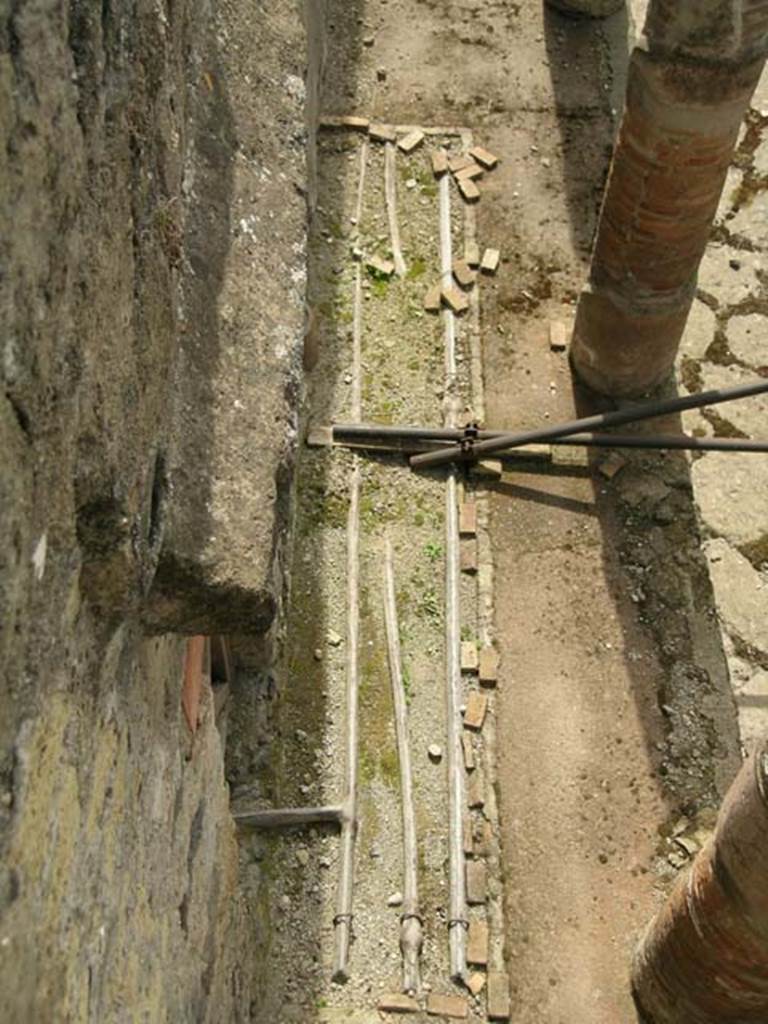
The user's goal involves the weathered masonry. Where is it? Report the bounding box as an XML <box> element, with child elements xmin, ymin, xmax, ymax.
<box><xmin>0</xmin><ymin>2</ymin><xmax>325</xmax><ymax>1020</ymax></box>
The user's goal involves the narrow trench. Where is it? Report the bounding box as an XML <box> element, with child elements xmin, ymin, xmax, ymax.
<box><xmin>242</xmin><ymin>2</ymin><xmax>743</xmax><ymax>1022</ymax></box>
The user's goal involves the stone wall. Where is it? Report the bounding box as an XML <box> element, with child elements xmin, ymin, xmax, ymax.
<box><xmin>0</xmin><ymin>1</ymin><xmax>323</xmax><ymax>1019</ymax></box>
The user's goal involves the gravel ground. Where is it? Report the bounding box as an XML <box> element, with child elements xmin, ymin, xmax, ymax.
<box><xmin>247</xmin><ymin>127</ymin><xmax>503</xmax><ymax>1023</ymax></box>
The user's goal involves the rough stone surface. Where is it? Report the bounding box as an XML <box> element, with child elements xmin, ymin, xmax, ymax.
<box><xmin>696</xmin><ymin>245</ymin><xmax>764</xmax><ymax>309</ymax></box>
<box><xmin>729</xmin><ymin>190</ymin><xmax>768</xmax><ymax>247</ymax></box>
<box><xmin>705</xmin><ymin>539</ymin><xmax>768</xmax><ymax>657</ymax></box>
<box><xmin>725</xmin><ymin>313</ymin><xmax>768</xmax><ymax>367</ymax></box>
<box><xmin>426</xmin><ymin>992</ymin><xmax>469</xmax><ymax>1018</ymax></box>
<box><xmin>0</xmin><ymin>0</ymin><xmax>324</xmax><ymax>1019</ymax></box>
<box><xmin>692</xmin><ymin>453</ymin><xmax>768</xmax><ymax>548</ymax></box>
<box><xmin>677</xmin><ymin>300</ymin><xmax>717</xmax><ymax>362</ymax></box>
<box><xmin>145</xmin><ymin>0</ymin><xmax>321</xmax><ymax>634</ymax></box>
<box><xmin>698</xmin><ymin>363</ymin><xmax>768</xmax><ymax>439</ymax></box>
<box><xmin>487</xmin><ymin>971</ymin><xmax>512</xmax><ymax>1020</ymax></box>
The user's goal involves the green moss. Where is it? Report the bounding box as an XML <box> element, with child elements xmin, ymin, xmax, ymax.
<box><xmin>406</xmin><ymin>256</ymin><xmax>427</xmax><ymax>281</ymax></box>
<box><xmin>358</xmin><ymin>584</ymin><xmax>398</xmax><ymax>791</ymax></box>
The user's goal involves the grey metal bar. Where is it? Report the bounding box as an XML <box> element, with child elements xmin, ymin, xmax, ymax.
<box><xmin>410</xmin><ymin>378</ymin><xmax>768</xmax><ymax>468</ymax></box>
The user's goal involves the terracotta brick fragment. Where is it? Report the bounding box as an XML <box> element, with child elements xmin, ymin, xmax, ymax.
<box><xmin>460</xmin><ymin>539</ymin><xmax>478</xmax><ymax>574</ymax></box>
<box><xmin>369</xmin><ymin>123</ymin><xmax>397</xmax><ymax>143</ymax></box>
<box><xmin>464</xmin><ymin>691</ymin><xmax>488</xmax><ymax>730</ymax></box>
<box><xmin>459</xmin><ymin>502</ymin><xmax>477</xmax><ymax>536</ymax></box>
<box><xmin>467</xmin><ymin>972</ymin><xmax>486</xmax><ymax>996</ymax></box>
<box><xmin>398</xmin><ymin>128</ymin><xmax>425</xmax><ymax>154</ymax></box>
<box><xmin>461</xmin><ymin>642</ymin><xmax>479</xmax><ymax>673</ymax></box>
<box><xmin>456</xmin><ymin>162</ymin><xmax>484</xmax><ymax>181</ymax></box>
<box><xmin>477</xmin><ymin>819</ymin><xmax>494</xmax><ymax>857</ymax></box>
<box><xmin>341</xmin><ymin>115</ymin><xmax>370</xmax><ymax>130</ymax></box>
<box><xmin>431</xmin><ymin>149</ymin><xmax>449</xmax><ymax>176</ymax></box>
<box><xmin>469</xmin><ymin>145</ymin><xmax>499</xmax><ymax>169</ymax></box>
<box><xmin>463</xmin><ymin>816</ymin><xmax>474</xmax><ymax>855</ymax></box>
<box><xmin>549</xmin><ymin>320</ymin><xmax>568</xmax><ymax>351</ymax></box>
<box><xmin>467</xmin><ymin>919</ymin><xmax>489</xmax><ymax>965</ymax></box>
<box><xmin>465</xmin><ymin>241</ymin><xmax>480</xmax><ymax>267</ymax></box>
<box><xmin>378</xmin><ymin>992</ymin><xmax>419</xmax><ymax>1013</ymax></box>
<box><xmin>479</xmin><ymin>646</ymin><xmax>499</xmax><ymax>685</ymax></box>
<box><xmin>424</xmin><ymin>281</ymin><xmax>442</xmax><ymax>312</ymax></box>
<box><xmin>457</xmin><ymin>177</ymin><xmax>480</xmax><ymax>203</ymax></box>
<box><xmin>462</xmin><ymin>732</ymin><xmax>475</xmax><ymax>771</ymax></box>
<box><xmin>467</xmin><ymin>771</ymin><xmax>485</xmax><ymax>810</ymax></box>
<box><xmin>426</xmin><ymin>993</ymin><xmax>468</xmax><ymax>1018</ymax></box>
<box><xmin>448</xmin><ymin>153</ymin><xmax>474</xmax><ymax>174</ymax></box>
<box><xmin>480</xmin><ymin>248</ymin><xmax>500</xmax><ymax>274</ymax></box>
<box><xmin>367</xmin><ymin>255</ymin><xmax>395</xmax><ymax>277</ymax></box>
<box><xmin>441</xmin><ymin>284</ymin><xmax>469</xmax><ymax>314</ymax></box>
<box><xmin>452</xmin><ymin>258</ymin><xmax>476</xmax><ymax>289</ymax></box>
<box><xmin>466</xmin><ymin>859</ymin><xmax>487</xmax><ymax>904</ymax></box>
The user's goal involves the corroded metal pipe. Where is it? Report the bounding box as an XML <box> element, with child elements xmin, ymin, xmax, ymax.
<box><xmin>571</xmin><ymin>0</ymin><xmax>768</xmax><ymax>397</ymax></box>
<box><xmin>633</xmin><ymin>740</ymin><xmax>768</xmax><ymax>1023</ymax></box>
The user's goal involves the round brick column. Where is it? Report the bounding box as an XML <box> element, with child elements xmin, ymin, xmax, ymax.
<box><xmin>570</xmin><ymin>0</ymin><xmax>768</xmax><ymax>397</ymax></box>
<box><xmin>632</xmin><ymin>743</ymin><xmax>768</xmax><ymax>1023</ymax></box>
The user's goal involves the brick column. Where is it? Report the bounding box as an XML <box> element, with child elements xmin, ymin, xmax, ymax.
<box><xmin>570</xmin><ymin>1</ymin><xmax>768</xmax><ymax>397</ymax></box>
<box><xmin>632</xmin><ymin>740</ymin><xmax>768</xmax><ymax>1023</ymax></box>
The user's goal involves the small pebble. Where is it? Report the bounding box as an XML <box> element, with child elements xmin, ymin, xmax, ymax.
<box><xmin>387</xmin><ymin>891</ymin><xmax>403</xmax><ymax>907</ymax></box>
<box><xmin>428</xmin><ymin>744</ymin><xmax>443</xmax><ymax>762</ymax></box>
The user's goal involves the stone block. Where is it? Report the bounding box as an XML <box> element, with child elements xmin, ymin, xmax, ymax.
<box><xmin>726</xmin><ymin>312</ymin><xmax>768</xmax><ymax>369</ymax></box>
<box><xmin>705</xmin><ymin>538</ymin><xmax>768</xmax><ymax>657</ymax></box>
<box><xmin>693</xmin><ymin>452</ymin><xmax>768</xmax><ymax>548</ymax></box>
